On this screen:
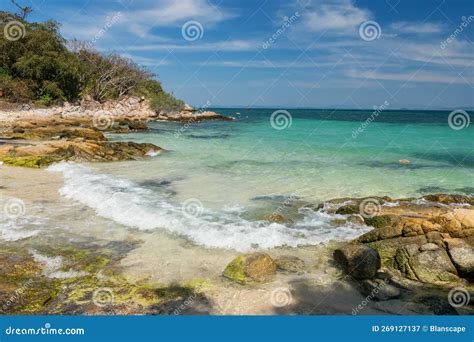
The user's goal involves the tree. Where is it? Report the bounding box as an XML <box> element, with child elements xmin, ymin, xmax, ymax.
<box><xmin>10</xmin><ymin>0</ymin><xmax>32</xmax><ymax>19</ymax></box>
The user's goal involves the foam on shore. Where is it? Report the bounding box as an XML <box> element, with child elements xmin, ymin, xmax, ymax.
<box><xmin>49</xmin><ymin>162</ymin><xmax>372</xmax><ymax>252</ymax></box>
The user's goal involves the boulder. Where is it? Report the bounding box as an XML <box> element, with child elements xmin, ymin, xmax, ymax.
<box><xmin>395</xmin><ymin>245</ymin><xmax>458</xmax><ymax>283</ymax></box>
<box><xmin>333</xmin><ymin>244</ymin><xmax>381</xmax><ymax>279</ymax></box>
<box><xmin>223</xmin><ymin>253</ymin><xmax>276</xmax><ymax>284</ymax></box>
<box><xmin>274</xmin><ymin>256</ymin><xmax>305</xmax><ymax>273</ymax></box>
<box><xmin>444</xmin><ymin>238</ymin><xmax>474</xmax><ymax>278</ymax></box>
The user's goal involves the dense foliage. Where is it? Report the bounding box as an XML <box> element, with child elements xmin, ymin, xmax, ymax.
<box><xmin>0</xmin><ymin>11</ymin><xmax>183</xmax><ymax>110</ymax></box>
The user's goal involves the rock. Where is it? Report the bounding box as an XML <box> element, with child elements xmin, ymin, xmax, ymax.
<box><xmin>395</xmin><ymin>246</ymin><xmax>458</xmax><ymax>283</ymax></box>
<box><xmin>422</xmin><ymin>194</ymin><xmax>474</xmax><ymax>206</ymax></box>
<box><xmin>347</xmin><ymin>215</ymin><xmax>365</xmax><ymax>225</ymax></box>
<box><xmin>223</xmin><ymin>253</ymin><xmax>276</xmax><ymax>284</ymax></box>
<box><xmin>333</xmin><ymin>244</ymin><xmax>381</xmax><ymax>279</ymax></box>
<box><xmin>0</xmin><ymin>140</ymin><xmax>161</xmax><ymax>167</ymax></box>
<box><xmin>419</xmin><ymin>243</ymin><xmax>439</xmax><ymax>251</ymax></box>
<box><xmin>444</xmin><ymin>238</ymin><xmax>474</xmax><ymax>278</ymax></box>
<box><xmin>359</xmin><ymin>279</ymin><xmax>401</xmax><ymax>301</ymax></box>
<box><xmin>335</xmin><ymin>205</ymin><xmax>359</xmax><ymax>215</ymax></box>
<box><xmin>363</xmin><ymin>215</ymin><xmax>394</xmax><ymax>228</ymax></box>
<box><xmin>265</xmin><ymin>214</ymin><xmax>292</xmax><ymax>224</ymax></box>
<box><xmin>274</xmin><ymin>256</ymin><xmax>305</xmax><ymax>273</ymax></box>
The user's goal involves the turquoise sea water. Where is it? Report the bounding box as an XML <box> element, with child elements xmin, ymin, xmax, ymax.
<box><xmin>47</xmin><ymin>108</ymin><xmax>473</xmax><ymax>251</ymax></box>
<box><xmin>107</xmin><ymin>108</ymin><xmax>473</xmax><ymax>202</ymax></box>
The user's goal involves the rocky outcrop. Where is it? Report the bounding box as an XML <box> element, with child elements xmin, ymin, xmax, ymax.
<box><xmin>0</xmin><ymin>97</ymin><xmax>231</xmax><ymax>125</ymax></box>
<box><xmin>223</xmin><ymin>253</ymin><xmax>276</xmax><ymax>284</ymax></box>
<box><xmin>0</xmin><ymin>140</ymin><xmax>161</xmax><ymax>167</ymax></box>
<box><xmin>0</xmin><ymin>115</ymin><xmax>161</xmax><ymax>167</ymax></box>
<box><xmin>326</xmin><ymin>194</ymin><xmax>474</xmax><ymax>286</ymax></box>
<box><xmin>156</xmin><ymin>110</ymin><xmax>233</xmax><ymax>122</ymax></box>
<box><xmin>333</xmin><ymin>244</ymin><xmax>381</xmax><ymax>279</ymax></box>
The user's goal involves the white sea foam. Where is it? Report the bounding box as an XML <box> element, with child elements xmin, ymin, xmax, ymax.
<box><xmin>0</xmin><ymin>214</ymin><xmax>43</xmax><ymax>242</ymax></box>
<box><xmin>49</xmin><ymin>162</ymin><xmax>373</xmax><ymax>252</ymax></box>
<box><xmin>30</xmin><ymin>250</ymin><xmax>88</xmax><ymax>279</ymax></box>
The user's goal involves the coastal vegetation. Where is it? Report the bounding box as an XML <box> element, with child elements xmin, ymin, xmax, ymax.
<box><xmin>0</xmin><ymin>9</ymin><xmax>184</xmax><ymax>110</ymax></box>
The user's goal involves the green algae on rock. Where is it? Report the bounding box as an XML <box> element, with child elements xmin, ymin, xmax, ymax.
<box><xmin>223</xmin><ymin>253</ymin><xmax>277</xmax><ymax>284</ymax></box>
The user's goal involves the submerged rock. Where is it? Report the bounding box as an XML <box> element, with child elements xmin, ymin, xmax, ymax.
<box><xmin>223</xmin><ymin>253</ymin><xmax>276</xmax><ymax>284</ymax></box>
<box><xmin>333</xmin><ymin>244</ymin><xmax>381</xmax><ymax>280</ymax></box>
<box><xmin>274</xmin><ymin>256</ymin><xmax>305</xmax><ymax>273</ymax></box>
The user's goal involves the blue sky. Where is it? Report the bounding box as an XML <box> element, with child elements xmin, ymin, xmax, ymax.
<box><xmin>3</xmin><ymin>0</ymin><xmax>474</xmax><ymax>109</ymax></box>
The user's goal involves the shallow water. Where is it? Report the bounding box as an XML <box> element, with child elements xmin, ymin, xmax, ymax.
<box><xmin>2</xmin><ymin>108</ymin><xmax>473</xmax><ymax>253</ymax></box>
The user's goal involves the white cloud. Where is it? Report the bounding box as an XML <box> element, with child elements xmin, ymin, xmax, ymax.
<box><xmin>119</xmin><ymin>0</ymin><xmax>235</xmax><ymax>37</ymax></box>
<box><xmin>302</xmin><ymin>0</ymin><xmax>370</xmax><ymax>33</ymax></box>
<box><xmin>348</xmin><ymin>69</ymin><xmax>472</xmax><ymax>84</ymax></box>
<box><xmin>128</xmin><ymin>39</ymin><xmax>259</xmax><ymax>52</ymax></box>
<box><xmin>391</xmin><ymin>21</ymin><xmax>443</xmax><ymax>34</ymax></box>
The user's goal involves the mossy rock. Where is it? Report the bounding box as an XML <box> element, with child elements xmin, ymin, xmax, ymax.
<box><xmin>364</xmin><ymin>215</ymin><xmax>393</xmax><ymax>229</ymax></box>
<box><xmin>2</xmin><ymin>156</ymin><xmax>62</xmax><ymax>168</ymax></box>
<box><xmin>223</xmin><ymin>253</ymin><xmax>276</xmax><ymax>284</ymax></box>
<box><xmin>335</xmin><ymin>205</ymin><xmax>359</xmax><ymax>215</ymax></box>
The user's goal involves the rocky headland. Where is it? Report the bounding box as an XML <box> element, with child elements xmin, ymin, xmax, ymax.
<box><xmin>0</xmin><ymin>97</ymin><xmax>231</xmax><ymax>167</ymax></box>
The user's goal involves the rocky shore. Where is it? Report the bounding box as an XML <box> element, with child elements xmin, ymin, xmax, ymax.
<box><xmin>223</xmin><ymin>194</ymin><xmax>473</xmax><ymax>314</ymax></box>
<box><xmin>0</xmin><ymin>97</ymin><xmax>231</xmax><ymax>167</ymax></box>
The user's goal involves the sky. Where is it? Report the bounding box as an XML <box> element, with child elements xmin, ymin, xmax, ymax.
<box><xmin>3</xmin><ymin>0</ymin><xmax>474</xmax><ymax>109</ymax></box>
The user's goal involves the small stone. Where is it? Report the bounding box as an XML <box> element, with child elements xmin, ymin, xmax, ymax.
<box><xmin>419</xmin><ymin>243</ymin><xmax>439</xmax><ymax>251</ymax></box>
<box><xmin>274</xmin><ymin>256</ymin><xmax>305</xmax><ymax>273</ymax></box>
